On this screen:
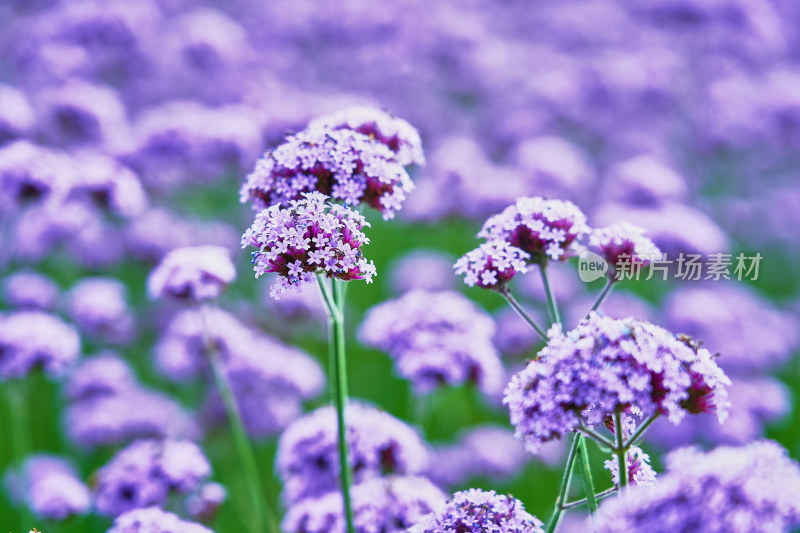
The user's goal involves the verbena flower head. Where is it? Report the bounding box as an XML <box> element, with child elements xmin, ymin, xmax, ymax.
<box><xmin>147</xmin><ymin>245</ymin><xmax>236</xmax><ymax>302</ymax></box>
<box><xmin>589</xmin><ymin>222</ymin><xmax>661</xmax><ymax>278</ymax></box>
<box><xmin>2</xmin><ymin>271</ymin><xmax>59</xmax><ymax>310</ymax></box>
<box><xmin>0</xmin><ymin>141</ymin><xmax>74</xmax><ymax>212</ymax></box>
<box><xmin>358</xmin><ymin>290</ymin><xmax>505</xmax><ymax>395</ymax></box>
<box><xmin>503</xmin><ymin>313</ymin><xmax>731</xmax><ymax>453</ymax></box>
<box><xmin>477</xmin><ymin>197</ymin><xmax>590</xmax><ymax>262</ymax></box>
<box><xmin>65</xmin><ymin>352</ymin><xmax>138</xmax><ymax>401</ymax></box>
<box><xmin>276</xmin><ymin>402</ymin><xmax>429</xmax><ymax>504</ymax></box>
<box><xmin>108</xmin><ymin>507</ymin><xmax>213</xmax><ymax>533</ymax></box>
<box><xmin>595</xmin><ymin>440</ymin><xmax>800</xmax><ymax>533</ymax></box>
<box><xmin>94</xmin><ymin>439</ymin><xmax>212</xmax><ymax>517</ymax></box>
<box><xmin>67</xmin><ymin>278</ymin><xmax>134</xmax><ymax>344</ymax></box>
<box><xmin>242</xmin><ymin>191</ymin><xmax>376</xmax><ymax>299</ymax></box>
<box><xmin>0</xmin><ymin>84</ymin><xmax>35</xmax><ymax>144</ymax></box>
<box><xmin>454</xmin><ymin>240</ymin><xmax>530</xmax><ymax>290</ymax></box>
<box><xmin>307</xmin><ymin>106</ymin><xmax>426</xmax><ymax>166</ymax></box>
<box><xmin>282</xmin><ymin>475</ymin><xmax>446</xmax><ymax>533</ymax></box>
<box><xmin>603</xmin><ymin>445</ymin><xmax>657</xmax><ymax>487</ymax></box>
<box><xmin>409</xmin><ymin>489</ymin><xmax>544</xmax><ymax>533</ymax></box>
<box><xmin>67</xmin><ymin>153</ymin><xmax>147</xmax><ymax>218</ymax></box>
<box><xmin>239</xmin><ymin>127</ymin><xmax>413</xmax><ymax>219</ymax></box>
<box><xmin>0</xmin><ymin>311</ymin><xmax>80</xmax><ymax>380</ymax></box>
<box><xmin>6</xmin><ymin>455</ymin><xmax>90</xmax><ymax>521</ymax></box>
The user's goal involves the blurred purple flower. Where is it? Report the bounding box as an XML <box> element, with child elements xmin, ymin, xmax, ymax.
<box><xmin>493</xmin><ymin>307</ymin><xmax>545</xmax><ymax>357</ymax></box>
<box><xmin>239</xmin><ymin>126</ymin><xmax>413</xmax><ymax>219</ymax></box>
<box><xmin>0</xmin><ymin>141</ymin><xmax>74</xmax><ymax>212</ymax></box>
<box><xmin>276</xmin><ymin>402</ymin><xmax>429</xmax><ymax>504</ymax></box>
<box><xmin>408</xmin><ymin>488</ymin><xmax>544</xmax><ymax>533</ymax></box>
<box><xmin>0</xmin><ymin>311</ymin><xmax>80</xmax><ymax>380</ymax></box>
<box><xmin>2</xmin><ymin>271</ymin><xmax>59</xmax><ymax>311</ymax></box>
<box><xmin>359</xmin><ymin>290</ymin><xmax>505</xmax><ymax>395</ymax></box>
<box><xmin>67</xmin><ymin>152</ymin><xmax>147</xmax><ymax>218</ymax></box>
<box><xmin>147</xmin><ymin>245</ymin><xmax>236</xmax><ymax>302</ymax></box>
<box><xmin>308</xmin><ymin>106</ymin><xmax>426</xmax><ymax>166</ymax></box>
<box><xmin>64</xmin><ymin>352</ymin><xmax>138</xmax><ymax>401</ymax></box>
<box><xmin>242</xmin><ymin>192</ymin><xmax>376</xmax><ymax>299</ymax></box>
<box><xmin>601</xmin><ymin>155</ymin><xmax>687</xmax><ymax>207</ymax></box>
<box><xmin>5</xmin><ymin>455</ymin><xmax>90</xmax><ymax>521</ymax></box>
<box><xmin>595</xmin><ymin>440</ymin><xmax>800</xmax><ymax>533</ymax></box>
<box><xmin>504</xmin><ymin>313</ymin><xmax>730</xmax><ymax>453</ymax></box>
<box><xmin>510</xmin><ymin>136</ymin><xmax>595</xmax><ymax>197</ymax></box>
<box><xmin>282</xmin><ymin>476</ymin><xmax>446</xmax><ymax>533</ymax></box>
<box><xmin>665</xmin><ymin>284</ymin><xmax>799</xmax><ymax>374</ymax></box>
<box><xmin>388</xmin><ymin>250</ymin><xmax>456</xmax><ymax>294</ymax></box>
<box><xmin>66</xmin><ymin>278</ymin><xmax>135</xmax><ymax>344</ymax></box>
<box><xmin>185</xmin><ymin>481</ymin><xmax>226</xmax><ymax>523</ymax></box>
<box><xmin>0</xmin><ymin>84</ymin><xmax>35</xmax><ymax>145</ymax></box>
<box><xmin>108</xmin><ymin>506</ymin><xmax>213</xmax><ymax>533</ymax></box>
<box><xmin>425</xmin><ymin>426</ymin><xmax>528</xmax><ymax>487</ymax></box>
<box><xmin>94</xmin><ymin>438</ymin><xmax>211</xmax><ymax>516</ymax></box>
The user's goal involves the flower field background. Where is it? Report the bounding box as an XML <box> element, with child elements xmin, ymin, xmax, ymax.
<box><xmin>1</xmin><ymin>0</ymin><xmax>800</xmax><ymax>531</ymax></box>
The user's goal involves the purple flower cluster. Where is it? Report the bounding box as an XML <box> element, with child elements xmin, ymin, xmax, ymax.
<box><xmin>2</xmin><ymin>271</ymin><xmax>59</xmax><ymax>310</ymax></box>
<box><xmin>64</xmin><ymin>353</ymin><xmax>196</xmax><ymax>448</ymax></box>
<box><xmin>242</xmin><ymin>191</ymin><xmax>376</xmax><ymax>299</ymax></box>
<box><xmin>504</xmin><ymin>313</ymin><xmax>731</xmax><ymax>453</ymax></box>
<box><xmin>282</xmin><ymin>476</ymin><xmax>446</xmax><ymax>533</ymax></box>
<box><xmin>307</xmin><ymin>106</ymin><xmax>426</xmax><ymax>167</ymax></box>
<box><xmin>408</xmin><ymin>489</ymin><xmax>544</xmax><ymax>533</ymax></box>
<box><xmin>454</xmin><ymin>241</ymin><xmax>530</xmax><ymax>290</ymax></box>
<box><xmin>276</xmin><ymin>402</ymin><xmax>429</xmax><ymax>504</ymax></box>
<box><xmin>6</xmin><ymin>455</ymin><xmax>90</xmax><ymax>520</ymax></box>
<box><xmin>589</xmin><ymin>222</ymin><xmax>661</xmax><ymax>277</ymax></box>
<box><xmin>108</xmin><ymin>507</ymin><xmax>213</xmax><ymax>533</ymax></box>
<box><xmin>478</xmin><ymin>197</ymin><xmax>590</xmax><ymax>262</ymax></box>
<box><xmin>94</xmin><ymin>438</ymin><xmax>212</xmax><ymax>517</ymax></box>
<box><xmin>0</xmin><ymin>311</ymin><xmax>80</xmax><ymax>380</ymax></box>
<box><xmin>359</xmin><ymin>290</ymin><xmax>505</xmax><ymax>395</ymax></box>
<box><xmin>595</xmin><ymin>440</ymin><xmax>800</xmax><ymax>533</ymax></box>
<box><xmin>0</xmin><ymin>141</ymin><xmax>73</xmax><ymax>212</ymax></box>
<box><xmin>147</xmin><ymin>245</ymin><xmax>237</xmax><ymax>302</ymax></box>
<box><xmin>66</xmin><ymin>277</ymin><xmax>135</xmax><ymax>344</ymax></box>
<box><xmin>240</xmin><ymin>127</ymin><xmax>413</xmax><ymax>219</ymax></box>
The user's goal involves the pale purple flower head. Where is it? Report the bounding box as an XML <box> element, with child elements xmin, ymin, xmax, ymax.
<box><xmin>478</xmin><ymin>197</ymin><xmax>590</xmax><ymax>262</ymax></box>
<box><xmin>0</xmin><ymin>84</ymin><xmax>35</xmax><ymax>144</ymax></box>
<box><xmin>239</xmin><ymin>127</ymin><xmax>414</xmax><ymax>219</ymax></box>
<box><xmin>283</xmin><ymin>476</ymin><xmax>446</xmax><ymax>533</ymax></box>
<box><xmin>147</xmin><ymin>245</ymin><xmax>236</xmax><ymax>302</ymax></box>
<box><xmin>36</xmin><ymin>80</ymin><xmax>127</xmax><ymax>146</ymax></box>
<box><xmin>65</xmin><ymin>386</ymin><xmax>197</xmax><ymax>448</ymax></box>
<box><xmin>389</xmin><ymin>250</ymin><xmax>456</xmax><ymax>294</ymax></box>
<box><xmin>589</xmin><ymin>222</ymin><xmax>661</xmax><ymax>277</ymax></box>
<box><xmin>601</xmin><ymin>155</ymin><xmax>687</xmax><ymax>207</ymax></box>
<box><xmin>66</xmin><ymin>153</ymin><xmax>147</xmax><ymax>218</ymax></box>
<box><xmin>185</xmin><ymin>482</ymin><xmax>227</xmax><ymax>523</ymax></box>
<box><xmin>426</xmin><ymin>426</ymin><xmax>529</xmax><ymax>487</ymax></box>
<box><xmin>67</xmin><ymin>278</ymin><xmax>135</xmax><ymax>344</ymax></box>
<box><xmin>203</xmin><ymin>333</ymin><xmax>325</xmax><ymax>439</ymax></box>
<box><xmin>94</xmin><ymin>439</ymin><xmax>211</xmax><ymax>516</ymax></box>
<box><xmin>504</xmin><ymin>313</ymin><xmax>731</xmax><ymax>453</ymax></box>
<box><xmin>0</xmin><ymin>311</ymin><xmax>81</xmax><ymax>380</ymax></box>
<box><xmin>594</xmin><ymin>441</ymin><xmax>800</xmax><ymax>533</ymax></box>
<box><xmin>242</xmin><ymin>192</ymin><xmax>376</xmax><ymax>300</ymax></box>
<box><xmin>6</xmin><ymin>455</ymin><xmax>90</xmax><ymax>521</ymax></box>
<box><xmin>454</xmin><ymin>241</ymin><xmax>530</xmax><ymax>290</ymax></box>
<box><xmin>108</xmin><ymin>507</ymin><xmax>214</xmax><ymax>533</ymax></box>
<box><xmin>359</xmin><ymin>290</ymin><xmax>505</xmax><ymax>395</ymax></box>
<box><xmin>0</xmin><ymin>141</ymin><xmax>75</xmax><ymax>211</ymax></box>
<box><xmin>409</xmin><ymin>489</ymin><xmax>544</xmax><ymax>533</ymax></box>
<box><xmin>510</xmin><ymin>136</ymin><xmax>595</xmax><ymax>197</ymax></box>
<box><xmin>308</xmin><ymin>106</ymin><xmax>426</xmax><ymax>166</ymax></box>
<box><xmin>276</xmin><ymin>403</ymin><xmax>429</xmax><ymax>504</ymax></box>
<box><xmin>64</xmin><ymin>352</ymin><xmax>138</xmax><ymax>401</ymax></box>
<box><xmin>2</xmin><ymin>271</ymin><xmax>59</xmax><ymax>310</ymax></box>
<box><xmin>663</xmin><ymin>284</ymin><xmax>799</xmax><ymax>373</ymax></box>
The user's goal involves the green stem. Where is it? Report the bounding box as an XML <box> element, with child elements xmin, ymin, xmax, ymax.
<box><xmin>319</xmin><ymin>278</ymin><xmax>356</xmax><ymax>533</ymax></box>
<box><xmin>579</xmin><ymin>424</ymin><xmax>616</xmax><ymax>450</ymax></box>
<box><xmin>623</xmin><ymin>414</ymin><xmax>660</xmax><ymax>448</ymax></box>
<box><xmin>577</xmin><ymin>436</ymin><xmax>599</xmax><ymax>521</ymax></box>
<box><xmin>561</xmin><ymin>487</ymin><xmax>617</xmax><ymax>511</ymax></box>
<box><xmin>8</xmin><ymin>381</ymin><xmax>34</xmax><ymax>530</ymax></box>
<box><xmin>589</xmin><ymin>278</ymin><xmax>615</xmax><ymax>314</ymax></box>
<box><xmin>500</xmin><ymin>288</ymin><xmax>547</xmax><ymax>339</ymax></box>
<box><xmin>539</xmin><ymin>263</ymin><xmax>562</xmax><ymax>327</ymax></box>
<box><xmin>545</xmin><ymin>433</ymin><xmax>581</xmax><ymax>533</ymax></box>
<box><xmin>614</xmin><ymin>412</ymin><xmax>629</xmax><ymax>492</ymax></box>
<box><xmin>199</xmin><ymin>307</ymin><xmax>277</xmax><ymax>533</ymax></box>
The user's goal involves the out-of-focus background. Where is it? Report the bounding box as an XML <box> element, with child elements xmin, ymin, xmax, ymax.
<box><xmin>1</xmin><ymin>0</ymin><xmax>799</xmax><ymax>531</ymax></box>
